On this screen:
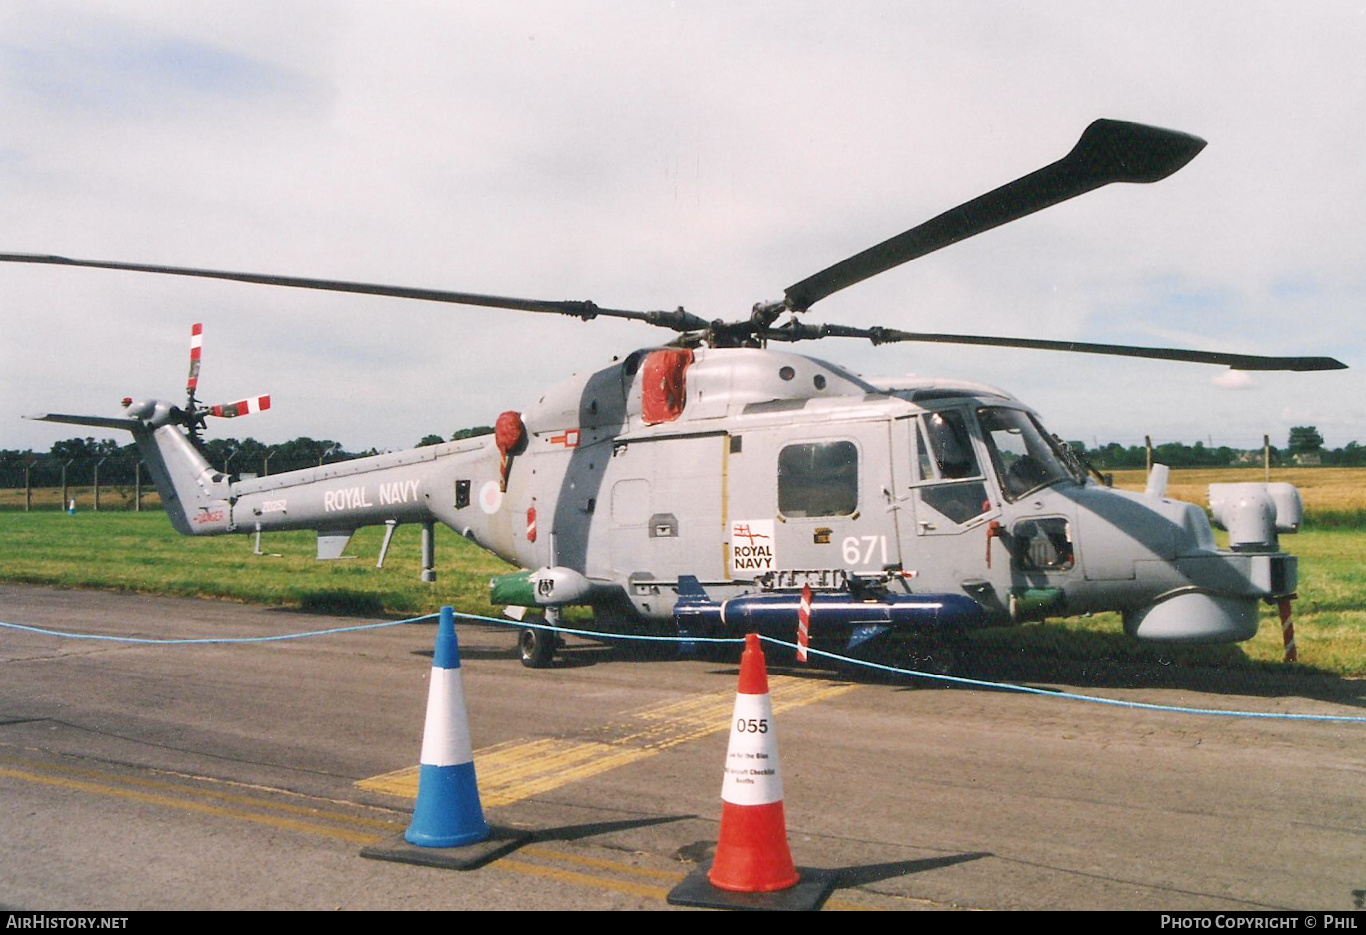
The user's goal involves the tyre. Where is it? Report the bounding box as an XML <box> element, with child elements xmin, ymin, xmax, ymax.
<box><xmin>518</xmin><ymin>627</ymin><xmax>558</xmax><ymax>668</ymax></box>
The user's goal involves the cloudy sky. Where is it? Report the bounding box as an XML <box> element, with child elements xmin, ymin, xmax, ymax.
<box><xmin>2</xmin><ymin>1</ymin><xmax>1362</xmax><ymax>454</ymax></box>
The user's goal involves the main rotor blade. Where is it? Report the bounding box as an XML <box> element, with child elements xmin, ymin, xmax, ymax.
<box><xmin>783</xmin><ymin>119</ymin><xmax>1207</xmax><ymax>312</ymax></box>
<box><xmin>769</xmin><ymin>321</ymin><xmax>1346</xmax><ymax>371</ymax></box>
<box><xmin>0</xmin><ymin>254</ymin><xmax>710</xmax><ymax>333</ymax></box>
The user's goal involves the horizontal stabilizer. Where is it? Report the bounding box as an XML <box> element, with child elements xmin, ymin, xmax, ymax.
<box><xmin>317</xmin><ymin>530</ymin><xmax>355</xmax><ymax>561</ymax></box>
<box><xmin>25</xmin><ymin>412</ymin><xmax>140</xmax><ymax>431</ymax></box>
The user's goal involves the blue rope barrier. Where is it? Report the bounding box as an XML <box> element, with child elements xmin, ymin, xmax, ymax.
<box><xmin>4</xmin><ymin>608</ymin><xmax>1362</xmax><ymax>724</ymax></box>
<box><xmin>0</xmin><ymin>612</ymin><xmax>439</xmax><ymax>644</ymax></box>
<box><xmin>451</xmin><ymin>611</ymin><xmax>1366</xmax><ymax>725</ymax></box>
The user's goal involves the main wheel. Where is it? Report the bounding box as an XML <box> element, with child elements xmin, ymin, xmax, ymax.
<box><xmin>519</xmin><ymin>627</ymin><xmax>558</xmax><ymax>668</ymax></box>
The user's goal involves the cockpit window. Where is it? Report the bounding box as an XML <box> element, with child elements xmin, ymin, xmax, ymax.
<box><xmin>977</xmin><ymin>407</ymin><xmax>1079</xmax><ymax>501</ymax></box>
<box><xmin>913</xmin><ymin>411</ymin><xmax>990</xmax><ymax>525</ymax></box>
<box><xmin>921</xmin><ymin>410</ymin><xmax>982</xmax><ymax>480</ymax></box>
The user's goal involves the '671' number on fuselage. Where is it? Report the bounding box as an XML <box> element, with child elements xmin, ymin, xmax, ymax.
<box><xmin>842</xmin><ymin>535</ymin><xmax>888</xmax><ymax>567</ymax></box>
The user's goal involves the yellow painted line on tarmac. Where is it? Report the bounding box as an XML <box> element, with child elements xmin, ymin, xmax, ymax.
<box><xmin>824</xmin><ymin>899</ymin><xmax>885</xmax><ymax>911</ymax></box>
<box><xmin>616</xmin><ymin>675</ymin><xmax>858</xmax><ymax>750</ymax></box>
<box><xmin>475</xmin><ymin>738</ymin><xmax>655</xmax><ymax>806</ymax></box>
<box><xmin>521</xmin><ymin>844</ymin><xmax>686</xmax><ymax>882</ymax></box>
<box><xmin>354</xmin><ymin>764</ymin><xmax>422</xmax><ymax>798</ymax></box>
<box><xmin>511</xmin><ymin>846</ymin><xmax>883</xmax><ymax>909</ymax></box>
<box><xmin>0</xmin><ymin>766</ymin><xmax>385</xmax><ymax>846</ymax></box>
<box><xmin>1</xmin><ymin>755</ymin><xmax>404</xmax><ymax>832</ymax></box>
<box><xmin>1</xmin><ymin>759</ymin><xmax>896</xmax><ymax>907</ymax></box>
<box><xmin>496</xmin><ymin>857</ymin><xmax>672</xmax><ymax>901</ymax></box>
<box><xmin>357</xmin><ymin>675</ymin><xmax>858</xmax><ymax>804</ymax></box>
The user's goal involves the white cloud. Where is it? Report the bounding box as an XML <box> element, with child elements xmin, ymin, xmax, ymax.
<box><xmin>1211</xmin><ymin>370</ymin><xmax>1256</xmax><ymax>391</ymax></box>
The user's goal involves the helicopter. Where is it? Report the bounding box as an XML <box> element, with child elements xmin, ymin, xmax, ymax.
<box><xmin>7</xmin><ymin>118</ymin><xmax>1345</xmax><ymax>668</ymax></box>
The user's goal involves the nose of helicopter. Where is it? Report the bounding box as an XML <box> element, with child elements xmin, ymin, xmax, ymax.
<box><xmin>1065</xmin><ymin>483</ymin><xmax>1294</xmax><ymax>643</ymax></box>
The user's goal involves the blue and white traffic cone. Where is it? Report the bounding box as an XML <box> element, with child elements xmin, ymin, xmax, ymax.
<box><xmin>362</xmin><ymin>607</ymin><xmax>528</xmax><ymax>869</ymax></box>
<box><xmin>405</xmin><ymin>606</ymin><xmax>491</xmax><ymax>847</ymax></box>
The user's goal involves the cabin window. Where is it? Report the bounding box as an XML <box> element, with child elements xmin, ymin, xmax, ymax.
<box><xmin>778</xmin><ymin>441</ymin><xmax>858</xmax><ymax>517</ymax></box>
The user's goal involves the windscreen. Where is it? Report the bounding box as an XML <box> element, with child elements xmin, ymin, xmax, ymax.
<box><xmin>976</xmin><ymin>406</ymin><xmax>1080</xmax><ymax>501</ymax></box>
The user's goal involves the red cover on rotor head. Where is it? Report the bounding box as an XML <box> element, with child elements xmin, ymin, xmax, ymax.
<box><xmin>641</xmin><ymin>348</ymin><xmax>694</xmax><ymax>425</ymax></box>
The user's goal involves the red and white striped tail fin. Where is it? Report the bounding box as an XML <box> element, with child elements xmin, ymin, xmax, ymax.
<box><xmin>208</xmin><ymin>394</ymin><xmax>271</xmax><ymax>419</ymax></box>
<box><xmin>187</xmin><ymin>323</ymin><xmax>203</xmax><ymax>396</ymax></box>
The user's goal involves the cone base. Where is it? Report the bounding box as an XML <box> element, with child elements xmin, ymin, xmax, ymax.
<box><xmin>709</xmin><ymin>800</ymin><xmax>799</xmax><ymax>892</ymax></box>
<box><xmin>360</xmin><ymin>825</ymin><xmax>530</xmax><ymax>872</ymax></box>
<box><xmin>667</xmin><ymin>861</ymin><xmax>837</xmax><ymax>912</ymax></box>
<box><xmin>404</xmin><ymin>762</ymin><xmax>489</xmax><ymax>848</ymax></box>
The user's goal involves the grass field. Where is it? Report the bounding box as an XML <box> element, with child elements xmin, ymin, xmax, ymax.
<box><xmin>0</xmin><ymin>485</ymin><xmax>162</xmax><ymax>512</ymax></box>
<box><xmin>0</xmin><ymin>513</ymin><xmax>506</xmax><ymax>617</ymax></box>
<box><xmin>1107</xmin><ymin>467</ymin><xmax>1366</xmax><ymax>527</ymax></box>
<box><xmin>0</xmin><ymin>506</ymin><xmax>1362</xmax><ymax>678</ymax></box>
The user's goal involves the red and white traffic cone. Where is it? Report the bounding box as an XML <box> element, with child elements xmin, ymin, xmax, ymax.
<box><xmin>710</xmin><ymin>632</ymin><xmax>799</xmax><ymax>892</ymax></box>
<box><xmin>668</xmin><ymin>633</ymin><xmax>834</xmax><ymax>910</ymax></box>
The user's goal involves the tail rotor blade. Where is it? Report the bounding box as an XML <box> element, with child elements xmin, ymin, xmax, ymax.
<box><xmin>187</xmin><ymin>323</ymin><xmax>203</xmax><ymax>399</ymax></box>
<box><xmin>207</xmin><ymin>394</ymin><xmax>271</xmax><ymax>419</ymax></box>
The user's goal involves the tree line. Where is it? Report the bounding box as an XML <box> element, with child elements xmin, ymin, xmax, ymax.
<box><xmin>0</xmin><ymin>427</ymin><xmax>496</xmax><ymax>489</ymax></box>
<box><xmin>2</xmin><ymin>424</ymin><xmax>1359</xmax><ymax>489</ymax></box>
<box><xmin>1068</xmin><ymin>426</ymin><xmax>1366</xmax><ymax>469</ymax></box>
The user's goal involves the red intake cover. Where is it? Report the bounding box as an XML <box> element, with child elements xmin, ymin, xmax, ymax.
<box><xmin>495</xmin><ymin>410</ymin><xmax>526</xmax><ymax>455</ymax></box>
<box><xmin>641</xmin><ymin>348</ymin><xmax>694</xmax><ymax>425</ymax></box>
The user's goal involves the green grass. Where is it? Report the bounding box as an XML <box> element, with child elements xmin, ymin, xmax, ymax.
<box><xmin>0</xmin><ymin>512</ymin><xmax>1361</xmax><ymax>678</ymax></box>
<box><xmin>0</xmin><ymin>512</ymin><xmax>514</xmax><ymax>618</ymax></box>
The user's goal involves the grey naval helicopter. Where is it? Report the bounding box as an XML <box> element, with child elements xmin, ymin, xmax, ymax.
<box><xmin>7</xmin><ymin>119</ymin><xmax>1345</xmax><ymax>668</ymax></box>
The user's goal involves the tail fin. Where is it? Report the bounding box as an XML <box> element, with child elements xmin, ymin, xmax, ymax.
<box><xmin>27</xmin><ymin>405</ymin><xmax>232</xmax><ymax>535</ymax></box>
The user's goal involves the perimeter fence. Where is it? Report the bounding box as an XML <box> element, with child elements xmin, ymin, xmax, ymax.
<box><xmin>0</xmin><ymin>455</ymin><xmax>346</xmax><ymax>511</ymax></box>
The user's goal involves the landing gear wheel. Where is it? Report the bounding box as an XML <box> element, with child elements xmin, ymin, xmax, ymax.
<box><xmin>905</xmin><ymin>641</ymin><xmax>957</xmax><ymax>677</ymax></box>
<box><xmin>519</xmin><ymin>627</ymin><xmax>558</xmax><ymax>668</ymax></box>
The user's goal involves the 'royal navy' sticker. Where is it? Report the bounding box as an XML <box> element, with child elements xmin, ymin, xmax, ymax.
<box><xmin>730</xmin><ymin>519</ymin><xmax>776</xmax><ymax>575</ymax></box>
<box><xmin>478</xmin><ymin>480</ymin><xmax>503</xmax><ymax>514</ymax></box>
